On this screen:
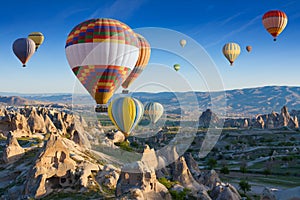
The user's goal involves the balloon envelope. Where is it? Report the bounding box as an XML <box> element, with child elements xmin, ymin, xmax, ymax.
<box><xmin>246</xmin><ymin>46</ymin><xmax>252</xmax><ymax>52</ymax></box>
<box><xmin>28</xmin><ymin>32</ymin><xmax>44</xmax><ymax>51</ymax></box>
<box><xmin>144</xmin><ymin>102</ymin><xmax>164</xmax><ymax>124</ymax></box>
<box><xmin>180</xmin><ymin>39</ymin><xmax>186</xmax><ymax>47</ymax></box>
<box><xmin>222</xmin><ymin>43</ymin><xmax>241</xmax><ymax>66</ymax></box>
<box><xmin>262</xmin><ymin>10</ymin><xmax>288</xmax><ymax>41</ymax></box>
<box><xmin>12</xmin><ymin>38</ymin><xmax>36</xmax><ymax>67</ymax></box>
<box><xmin>65</xmin><ymin>18</ymin><xmax>139</xmax><ymax>105</ymax></box>
<box><xmin>122</xmin><ymin>33</ymin><xmax>151</xmax><ymax>89</ymax></box>
<box><xmin>173</xmin><ymin>64</ymin><xmax>180</xmax><ymax>71</ymax></box>
<box><xmin>108</xmin><ymin>97</ymin><xmax>144</xmax><ymax>136</ymax></box>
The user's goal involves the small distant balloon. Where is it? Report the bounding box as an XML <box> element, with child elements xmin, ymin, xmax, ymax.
<box><xmin>246</xmin><ymin>46</ymin><xmax>252</xmax><ymax>52</ymax></box>
<box><xmin>28</xmin><ymin>32</ymin><xmax>44</xmax><ymax>51</ymax></box>
<box><xmin>173</xmin><ymin>64</ymin><xmax>180</xmax><ymax>71</ymax></box>
<box><xmin>222</xmin><ymin>43</ymin><xmax>241</xmax><ymax>66</ymax></box>
<box><xmin>144</xmin><ymin>102</ymin><xmax>164</xmax><ymax>124</ymax></box>
<box><xmin>180</xmin><ymin>39</ymin><xmax>186</xmax><ymax>47</ymax></box>
<box><xmin>262</xmin><ymin>10</ymin><xmax>288</xmax><ymax>41</ymax></box>
<box><xmin>12</xmin><ymin>38</ymin><xmax>36</xmax><ymax>67</ymax></box>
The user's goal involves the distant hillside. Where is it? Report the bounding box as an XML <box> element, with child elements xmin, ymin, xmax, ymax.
<box><xmin>0</xmin><ymin>96</ymin><xmax>43</xmax><ymax>106</ymax></box>
<box><xmin>2</xmin><ymin>86</ymin><xmax>300</xmax><ymax>116</ymax></box>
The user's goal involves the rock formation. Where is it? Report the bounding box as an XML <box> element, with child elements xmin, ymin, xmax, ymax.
<box><xmin>253</xmin><ymin>115</ymin><xmax>265</xmax><ymax>129</ymax></box>
<box><xmin>0</xmin><ymin>110</ymin><xmax>31</xmax><ymax>137</ymax></box>
<box><xmin>24</xmin><ymin>134</ymin><xmax>77</xmax><ymax>198</ymax></box>
<box><xmin>199</xmin><ymin>109</ymin><xmax>222</xmax><ymax>128</ymax></box>
<box><xmin>2</xmin><ymin>132</ymin><xmax>25</xmax><ymax>163</ymax></box>
<box><xmin>170</xmin><ymin>156</ymin><xmax>206</xmax><ymax>192</ymax></box>
<box><xmin>27</xmin><ymin>107</ymin><xmax>46</xmax><ymax>133</ymax></box>
<box><xmin>96</xmin><ymin>164</ymin><xmax>120</xmax><ymax>189</ymax></box>
<box><xmin>107</xmin><ymin>130</ymin><xmax>125</xmax><ymax>144</ymax></box>
<box><xmin>210</xmin><ymin>182</ymin><xmax>241</xmax><ymax>200</ymax></box>
<box><xmin>116</xmin><ymin>161</ymin><xmax>171</xmax><ymax>200</ymax></box>
<box><xmin>198</xmin><ymin>169</ymin><xmax>221</xmax><ymax>190</ymax></box>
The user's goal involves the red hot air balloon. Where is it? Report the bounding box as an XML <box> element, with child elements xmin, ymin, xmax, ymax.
<box><xmin>262</xmin><ymin>10</ymin><xmax>288</xmax><ymax>41</ymax></box>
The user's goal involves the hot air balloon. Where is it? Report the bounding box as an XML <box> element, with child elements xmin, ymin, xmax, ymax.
<box><xmin>144</xmin><ymin>102</ymin><xmax>164</xmax><ymax>124</ymax></box>
<box><xmin>180</xmin><ymin>39</ymin><xmax>186</xmax><ymax>47</ymax></box>
<box><xmin>173</xmin><ymin>64</ymin><xmax>180</xmax><ymax>71</ymax></box>
<box><xmin>28</xmin><ymin>32</ymin><xmax>44</xmax><ymax>51</ymax></box>
<box><xmin>121</xmin><ymin>33</ymin><xmax>151</xmax><ymax>93</ymax></box>
<box><xmin>65</xmin><ymin>18</ymin><xmax>140</xmax><ymax>111</ymax></box>
<box><xmin>246</xmin><ymin>46</ymin><xmax>252</xmax><ymax>52</ymax></box>
<box><xmin>108</xmin><ymin>97</ymin><xmax>144</xmax><ymax>137</ymax></box>
<box><xmin>262</xmin><ymin>10</ymin><xmax>288</xmax><ymax>41</ymax></box>
<box><xmin>222</xmin><ymin>43</ymin><xmax>241</xmax><ymax>66</ymax></box>
<box><xmin>12</xmin><ymin>38</ymin><xmax>36</xmax><ymax>67</ymax></box>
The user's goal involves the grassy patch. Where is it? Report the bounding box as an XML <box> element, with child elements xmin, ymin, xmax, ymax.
<box><xmin>41</xmin><ymin>191</ymin><xmax>105</xmax><ymax>200</ymax></box>
<box><xmin>158</xmin><ymin>177</ymin><xmax>178</xmax><ymax>189</ymax></box>
<box><xmin>115</xmin><ymin>141</ymin><xmax>133</xmax><ymax>152</ymax></box>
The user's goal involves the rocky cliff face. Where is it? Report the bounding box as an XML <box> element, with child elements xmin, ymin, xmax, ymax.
<box><xmin>0</xmin><ymin>106</ymin><xmax>93</xmax><ymax>147</ymax></box>
<box><xmin>0</xmin><ymin>106</ymin><xmax>241</xmax><ymax>199</ymax></box>
<box><xmin>2</xmin><ymin>132</ymin><xmax>25</xmax><ymax>163</ymax></box>
<box><xmin>116</xmin><ymin>161</ymin><xmax>171</xmax><ymax>200</ymax></box>
<box><xmin>199</xmin><ymin>109</ymin><xmax>223</xmax><ymax>128</ymax></box>
<box><xmin>212</xmin><ymin>106</ymin><xmax>299</xmax><ymax>129</ymax></box>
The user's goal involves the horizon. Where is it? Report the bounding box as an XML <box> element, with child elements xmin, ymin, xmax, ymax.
<box><xmin>0</xmin><ymin>84</ymin><xmax>300</xmax><ymax>95</ymax></box>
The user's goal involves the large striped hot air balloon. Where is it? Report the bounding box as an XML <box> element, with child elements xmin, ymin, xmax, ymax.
<box><xmin>28</xmin><ymin>32</ymin><xmax>44</xmax><ymax>51</ymax></box>
<box><xmin>262</xmin><ymin>10</ymin><xmax>288</xmax><ymax>41</ymax></box>
<box><xmin>222</xmin><ymin>43</ymin><xmax>241</xmax><ymax>66</ymax></box>
<box><xmin>65</xmin><ymin>18</ymin><xmax>140</xmax><ymax>107</ymax></box>
<box><xmin>144</xmin><ymin>102</ymin><xmax>164</xmax><ymax>124</ymax></box>
<box><xmin>122</xmin><ymin>33</ymin><xmax>151</xmax><ymax>90</ymax></box>
<box><xmin>108</xmin><ymin>97</ymin><xmax>144</xmax><ymax>137</ymax></box>
<box><xmin>12</xmin><ymin>38</ymin><xmax>36</xmax><ymax>67</ymax></box>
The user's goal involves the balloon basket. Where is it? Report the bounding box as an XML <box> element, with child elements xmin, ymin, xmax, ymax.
<box><xmin>122</xmin><ymin>90</ymin><xmax>129</xmax><ymax>94</ymax></box>
<box><xmin>95</xmin><ymin>105</ymin><xmax>108</xmax><ymax>113</ymax></box>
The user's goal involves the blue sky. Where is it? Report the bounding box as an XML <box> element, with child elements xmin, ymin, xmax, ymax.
<box><xmin>0</xmin><ymin>0</ymin><xmax>299</xmax><ymax>93</ymax></box>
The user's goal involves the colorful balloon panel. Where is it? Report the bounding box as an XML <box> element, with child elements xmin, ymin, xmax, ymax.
<box><xmin>108</xmin><ymin>97</ymin><xmax>144</xmax><ymax>136</ymax></box>
<box><xmin>262</xmin><ymin>10</ymin><xmax>288</xmax><ymax>41</ymax></box>
<box><xmin>65</xmin><ymin>18</ymin><xmax>139</xmax><ymax>105</ymax></box>
<box><xmin>12</xmin><ymin>38</ymin><xmax>36</xmax><ymax>67</ymax></box>
<box><xmin>144</xmin><ymin>102</ymin><xmax>164</xmax><ymax>124</ymax></box>
<box><xmin>222</xmin><ymin>43</ymin><xmax>241</xmax><ymax>66</ymax></box>
<box><xmin>122</xmin><ymin>33</ymin><xmax>151</xmax><ymax>89</ymax></box>
<box><xmin>28</xmin><ymin>32</ymin><xmax>44</xmax><ymax>51</ymax></box>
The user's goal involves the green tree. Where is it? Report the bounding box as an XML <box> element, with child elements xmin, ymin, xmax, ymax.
<box><xmin>207</xmin><ymin>158</ymin><xmax>217</xmax><ymax>169</ymax></box>
<box><xmin>239</xmin><ymin>179</ymin><xmax>251</xmax><ymax>195</ymax></box>
<box><xmin>240</xmin><ymin>161</ymin><xmax>248</xmax><ymax>174</ymax></box>
<box><xmin>220</xmin><ymin>166</ymin><xmax>230</xmax><ymax>174</ymax></box>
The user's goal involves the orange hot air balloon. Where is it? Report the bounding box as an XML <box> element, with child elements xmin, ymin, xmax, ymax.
<box><xmin>246</xmin><ymin>46</ymin><xmax>252</xmax><ymax>52</ymax></box>
<box><xmin>262</xmin><ymin>10</ymin><xmax>288</xmax><ymax>41</ymax></box>
<box><xmin>122</xmin><ymin>33</ymin><xmax>151</xmax><ymax>90</ymax></box>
